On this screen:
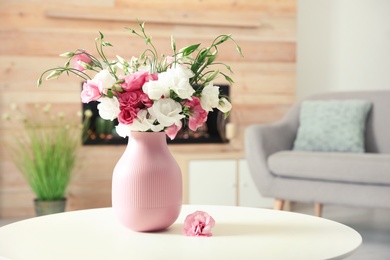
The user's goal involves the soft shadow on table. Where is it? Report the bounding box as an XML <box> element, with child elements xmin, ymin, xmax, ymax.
<box><xmin>158</xmin><ymin>222</ymin><xmax>315</xmax><ymax>237</ymax></box>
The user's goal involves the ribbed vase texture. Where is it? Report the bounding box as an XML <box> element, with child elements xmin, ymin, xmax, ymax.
<box><xmin>112</xmin><ymin>132</ymin><xmax>182</xmax><ymax>232</ymax></box>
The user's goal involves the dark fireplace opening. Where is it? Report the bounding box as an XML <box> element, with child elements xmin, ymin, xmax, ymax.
<box><xmin>82</xmin><ymin>85</ymin><xmax>230</xmax><ymax>145</ymax></box>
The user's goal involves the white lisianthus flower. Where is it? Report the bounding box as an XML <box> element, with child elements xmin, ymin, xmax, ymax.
<box><xmin>148</xmin><ymin>98</ymin><xmax>184</xmax><ymax>127</ymax></box>
<box><xmin>172</xmin><ymin>78</ymin><xmax>195</xmax><ymax>100</ymax></box>
<box><xmin>170</xmin><ymin>64</ymin><xmax>194</xmax><ymax>79</ymax></box>
<box><xmin>217</xmin><ymin>97</ymin><xmax>232</xmax><ymax>113</ymax></box>
<box><xmin>92</xmin><ymin>69</ymin><xmax>116</xmax><ymax>90</ymax></box>
<box><xmin>115</xmin><ymin>123</ymin><xmax>131</xmax><ymax>138</ymax></box>
<box><xmin>165</xmin><ymin>65</ymin><xmax>195</xmax><ymax>100</ymax></box>
<box><xmin>142</xmin><ymin>80</ymin><xmax>170</xmax><ymax>100</ymax></box>
<box><xmin>97</xmin><ymin>96</ymin><xmax>120</xmax><ymax>121</ymax></box>
<box><xmin>129</xmin><ymin>110</ymin><xmax>164</xmax><ymax>132</ymax></box>
<box><xmin>144</xmin><ymin>65</ymin><xmax>195</xmax><ymax>101</ymax></box>
<box><xmin>200</xmin><ymin>83</ymin><xmax>220</xmax><ymax>112</ymax></box>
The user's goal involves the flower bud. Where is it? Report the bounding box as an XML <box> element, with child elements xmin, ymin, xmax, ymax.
<box><xmin>37</xmin><ymin>77</ymin><xmax>42</xmax><ymax>87</ymax></box>
<box><xmin>46</xmin><ymin>70</ymin><xmax>62</xmax><ymax>80</ymax></box>
<box><xmin>116</xmin><ymin>55</ymin><xmax>126</xmax><ymax>64</ymax></box>
<box><xmin>59</xmin><ymin>52</ymin><xmax>74</xmax><ymax>58</ymax></box>
<box><xmin>77</xmin><ymin>60</ymin><xmax>92</xmax><ymax>70</ymax></box>
<box><xmin>217</xmin><ymin>97</ymin><xmax>232</xmax><ymax>113</ymax></box>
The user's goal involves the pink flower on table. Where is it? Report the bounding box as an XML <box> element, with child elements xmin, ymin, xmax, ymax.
<box><xmin>183</xmin><ymin>211</ymin><xmax>215</xmax><ymax>237</ymax></box>
<box><xmin>73</xmin><ymin>52</ymin><xmax>92</xmax><ymax>72</ymax></box>
<box><xmin>81</xmin><ymin>80</ymin><xmax>102</xmax><ymax>103</ymax></box>
<box><xmin>185</xmin><ymin>96</ymin><xmax>208</xmax><ymax>131</ymax></box>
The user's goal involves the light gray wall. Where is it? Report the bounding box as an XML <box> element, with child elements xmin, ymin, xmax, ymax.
<box><xmin>297</xmin><ymin>0</ymin><xmax>390</xmax><ymax>100</ymax></box>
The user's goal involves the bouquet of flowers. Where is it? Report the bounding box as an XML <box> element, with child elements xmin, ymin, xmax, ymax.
<box><xmin>38</xmin><ymin>22</ymin><xmax>242</xmax><ymax>140</ymax></box>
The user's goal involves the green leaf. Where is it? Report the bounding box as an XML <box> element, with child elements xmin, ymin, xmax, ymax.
<box><xmin>179</xmin><ymin>43</ymin><xmax>201</xmax><ymax>56</ymax></box>
<box><xmin>106</xmin><ymin>90</ymin><xmax>114</xmax><ymax>98</ymax></box>
<box><xmin>99</xmin><ymin>31</ymin><xmax>104</xmax><ymax>40</ymax></box>
<box><xmin>207</xmin><ymin>54</ymin><xmax>217</xmax><ymax>65</ymax></box>
<box><xmin>102</xmin><ymin>41</ymin><xmax>113</xmax><ymax>47</ymax></box>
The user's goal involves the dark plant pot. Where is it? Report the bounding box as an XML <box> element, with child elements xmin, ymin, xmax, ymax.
<box><xmin>34</xmin><ymin>198</ymin><xmax>67</xmax><ymax>216</ymax></box>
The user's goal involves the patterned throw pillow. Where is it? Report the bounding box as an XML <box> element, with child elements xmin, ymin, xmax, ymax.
<box><xmin>293</xmin><ymin>100</ymin><xmax>372</xmax><ymax>153</ymax></box>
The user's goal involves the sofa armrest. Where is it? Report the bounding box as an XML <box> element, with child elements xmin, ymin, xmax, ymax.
<box><xmin>244</xmin><ymin>120</ymin><xmax>297</xmax><ymax>196</ymax></box>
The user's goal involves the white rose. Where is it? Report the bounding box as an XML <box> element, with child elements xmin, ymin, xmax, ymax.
<box><xmin>148</xmin><ymin>98</ymin><xmax>184</xmax><ymax>127</ymax></box>
<box><xmin>200</xmin><ymin>83</ymin><xmax>220</xmax><ymax>112</ymax></box>
<box><xmin>142</xmin><ymin>80</ymin><xmax>170</xmax><ymax>100</ymax></box>
<box><xmin>97</xmin><ymin>96</ymin><xmax>120</xmax><ymax>121</ymax></box>
<box><xmin>217</xmin><ymin>97</ymin><xmax>232</xmax><ymax>113</ymax></box>
<box><xmin>92</xmin><ymin>69</ymin><xmax>116</xmax><ymax>90</ymax></box>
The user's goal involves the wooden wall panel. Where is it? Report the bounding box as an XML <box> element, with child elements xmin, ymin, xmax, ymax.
<box><xmin>0</xmin><ymin>0</ymin><xmax>296</xmax><ymax>218</ymax></box>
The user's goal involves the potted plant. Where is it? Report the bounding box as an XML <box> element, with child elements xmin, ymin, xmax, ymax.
<box><xmin>3</xmin><ymin>104</ymin><xmax>91</xmax><ymax>216</ymax></box>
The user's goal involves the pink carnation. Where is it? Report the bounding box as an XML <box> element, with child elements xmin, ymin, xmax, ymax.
<box><xmin>120</xmin><ymin>71</ymin><xmax>157</xmax><ymax>91</ymax></box>
<box><xmin>119</xmin><ymin>91</ymin><xmax>141</xmax><ymax>107</ymax></box>
<box><xmin>81</xmin><ymin>80</ymin><xmax>102</xmax><ymax>103</ymax></box>
<box><xmin>118</xmin><ymin>90</ymin><xmax>152</xmax><ymax>125</ymax></box>
<box><xmin>139</xmin><ymin>92</ymin><xmax>153</xmax><ymax>108</ymax></box>
<box><xmin>73</xmin><ymin>52</ymin><xmax>92</xmax><ymax>72</ymax></box>
<box><xmin>185</xmin><ymin>96</ymin><xmax>208</xmax><ymax>131</ymax></box>
<box><xmin>183</xmin><ymin>211</ymin><xmax>215</xmax><ymax>237</ymax></box>
<box><xmin>118</xmin><ymin>106</ymin><xmax>140</xmax><ymax>125</ymax></box>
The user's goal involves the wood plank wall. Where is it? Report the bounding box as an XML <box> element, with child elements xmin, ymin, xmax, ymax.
<box><xmin>0</xmin><ymin>0</ymin><xmax>296</xmax><ymax>218</ymax></box>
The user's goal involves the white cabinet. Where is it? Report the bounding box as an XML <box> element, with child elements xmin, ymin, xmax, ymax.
<box><xmin>188</xmin><ymin>159</ymin><xmax>274</xmax><ymax>208</ymax></box>
<box><xmin>188</xmin><ymin>160</ymin><xmax>236</xmax><ymax>206</ymax></box>
<box><xmin>238</xmin><ymin>159</ymin><xmax>274</xmax><ymax>208</ymax></box>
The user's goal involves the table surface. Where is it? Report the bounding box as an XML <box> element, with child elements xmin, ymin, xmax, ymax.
<box><xmin>0</xmin><ymin>205</ymin><xmax>361</xmax><ymax>260</ymax></box>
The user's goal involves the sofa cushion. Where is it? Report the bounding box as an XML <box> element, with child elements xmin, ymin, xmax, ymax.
<box><xmin>293</xmin><ymin>100</ymin><xmax>372</xmax><ymax>153</ymax></box>
<box><xmin>268</xmin><ymin>151</ymin><xmax>390</xmax><ymax>185</ymax></box>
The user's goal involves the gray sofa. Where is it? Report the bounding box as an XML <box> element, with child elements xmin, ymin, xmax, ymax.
<box><xmin>245</xmin><ymin>90</ymin><xmax>390</xmax><ymax>215</ymax></box>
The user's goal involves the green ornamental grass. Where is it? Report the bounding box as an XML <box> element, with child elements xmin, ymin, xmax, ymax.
<box><xmin>5</xmin><ymin>104</ymin><xmax>90</xmax><ymax>201</ymax></box>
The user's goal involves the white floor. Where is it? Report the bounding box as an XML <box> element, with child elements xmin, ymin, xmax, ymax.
<box><xmin>1</xmin><ymin>204</ymin><xmax>389</xmax><ymax>259</ymax></box>
<box><xmin>292</xmin><ymin>203</ymin><xmax>390</xmax><ymax>260</ymax></box>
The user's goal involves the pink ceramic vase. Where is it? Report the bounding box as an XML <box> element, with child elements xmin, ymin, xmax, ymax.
<box><xmin>112</xmin><ymin>131</ymin><xmax>182</xmax><ymax>232</ymax></box>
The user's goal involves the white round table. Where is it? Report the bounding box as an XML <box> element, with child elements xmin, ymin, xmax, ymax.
<box><xmin>0</xmin><ymin>205</ymin><xmax>361</xmax><ymax>260</ymax></box>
